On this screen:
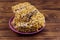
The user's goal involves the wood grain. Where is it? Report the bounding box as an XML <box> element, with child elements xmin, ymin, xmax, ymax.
<box><xmin>0</xmin><ymin>0</ymin><xmax>60</xmax><ymax>12</ymax></box>
<box><xmin>0</xmin><ymin>0</ymin><xmax>60</xmax><ymax>40</ymax></box>
<box><xmin>0</xmin><ymin>37</ymin><xmax>58</xmax><ymax>40</ymax></box>
<box><xmin>0</xmin><ymin>30</ymin><xmax>60</xmax><ymax>37</ymax></box>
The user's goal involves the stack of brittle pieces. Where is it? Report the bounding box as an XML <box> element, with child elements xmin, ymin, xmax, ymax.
<box><xmin>11</xmin><ymin>2</ymin><xmax>45</xmax><ymax>33</ymax></box>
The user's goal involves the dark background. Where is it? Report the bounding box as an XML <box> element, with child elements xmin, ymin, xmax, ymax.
<box><xmin>0</xmin><ymin>0</ymin><xmax>60</xmax><ymax>40</ymax></box>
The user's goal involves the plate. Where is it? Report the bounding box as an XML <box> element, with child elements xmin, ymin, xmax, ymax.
<box><xmin>9</xmin><ymin>17</ymin><xmax>45</xmax><ymax>35</ymax></box>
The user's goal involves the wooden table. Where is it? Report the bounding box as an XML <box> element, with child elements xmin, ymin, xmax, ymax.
<box><xmin>0</xmin><ymin>0</ymin><xmax>60</xmax><ymax>40</ymax></box>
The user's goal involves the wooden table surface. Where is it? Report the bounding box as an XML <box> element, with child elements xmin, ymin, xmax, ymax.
<box><xmin>0</xmin><ymin>0</ymin><xmax>60</xmax><ymax>40</ymax></box>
